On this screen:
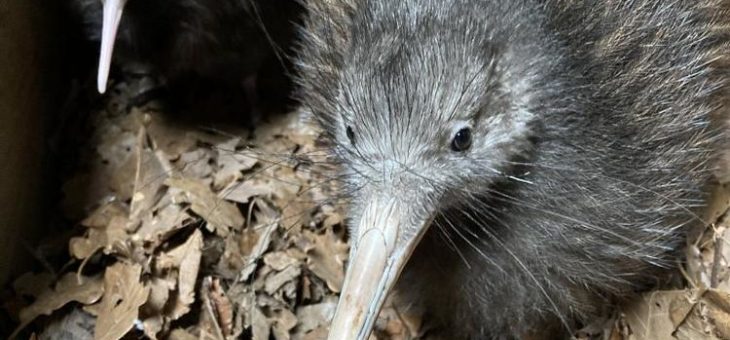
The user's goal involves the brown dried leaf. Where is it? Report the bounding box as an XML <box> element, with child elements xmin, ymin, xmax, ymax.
<box><xmin>264</xmin><ymin>251</ymin><xmax>299</xmax><ymax>271</ymax></box>
<box><xmin>252</xmin><ymin>306</ymin><xmax>271</xmax><ymax>340</ymax></box>
<box><xmin>144</xmin><ymin>275</ymin><xmax>175</xmax><ymax>313</ymax></box>
<box><xmin>68</xmin><ymin>229</ymin><xmax>105</xmax><ymax>260</ymax></box>
<box><xmin>142</xmin><ymin>315</ymin><xmax>164</xmax><ymax>340</ymax></box>
<box><xmin>280</xmin><ymin>201</ymin><xmax>312</xmax><ymax>234</ymax></box>
<box><xmin>687</xmin><ymin>194</ymin><xmax>730</xmax><ymax>290</ymax></box>
<box><xmin>239</xmin><ymin>221</ymin><xmax>279</xmax><ymax>280</ymax></box>
<box><xmin>374</xmin><ymin>303</ymin><xmax>422</xmax><ymax>340</ymax></box>
<box><xmin>265</xmin><ymin>265</ymin><xmax>302</xmax><ymax>295</ymax></box>
<box><xmin>215</xmin><ymin>233</ymin><xmax>246</xmax><ymax>279</ymax></box>
<box><xmin>295</xmin><ymin>298</ymin><xmax>338</xmax><ymax>335</ymax></box>
<box><xmin>166</xmin><ymin>177</ymin><xmax>244</xmax><ymax>236</ymax></box>
<box><xmin>239</xmin><ymin>202</ymin><xmax>280</xmax><ymax>280</ymax></box>
<box><xmin>143</xmin><ymin>110</ymin><xmax>198</xmax><ymax>157</ymax></box>
<box><xmin>162</xmin><ymin>229</ymin><xmax>204</xmax><ymax>320</ymax></box>
<box><xmin>168</xmin><ymin>328</ymin><xmax>198</xmax><ymax>340</ymax></box>
<box><xmin>673</xmin><ymin>294</ymin><xmax>720</xmax><ymax>340</ymax></box>
<box><xmin>109</xmin><ymin>149</ymin><xmax>141</xmax><ymax>202</ymax></box>
<box><xmin>213</xmin><ymin>138</ymin><xmax>258</xmax><ymax>189</ymax></box>
<box><xmin>96</xmin><ymin>128</ymin><xmax>136</xmax><ymax>169</ymax></box>
<box><xmin>177</xmin><ymin>149</ymin><xmax>214</xmax><ymax>179</ymax></box>
<box><xmin>230</xmin><ymin>297</ymin><xmax>248</xmax><ymax>340</ymax></box>
<box><xmin>12</xmin><ymin>272</ymin><xmax>55</xmax><ymax>299</ymax></box>
<box><xmin>271</xmin><ymin>308</ymin><xmax>298</xmax><ymax>340</ymax></box>
<box><xmin>220</xmin><ymin>180</ymin><xmax>274</xmax><ymax>205</ymax></box>
<box><xmin>622</xmin><ymin>290</ymin><xmax>695</xmax><ymax>340</ymax></box>
<box><xmin>321</xmin><ymin>209</ymin><xmax>344</xmax><ymax>231</ymax></box>
<box><xmin>205</xmin><ymin>277</ymin><xmax>234</xmax><ymax>336</ymax></box>
<box><xmin>703</xmin><ymin>289</ymin><xmax>730</xmax><ymax>338</ymax></box>
<box><xmin>81</xmin><ymin>202</ymin><xmax>129</xmax><ymax>229</ymax></box>
<box><xmin>704</xmin><ymin>184</ymin><xmax>730</xmax><ymax>226</ymax></box>
<box><xmin>95</xmin><ymin>262</ymin><xmax>150</xmax><ymax>340</ymax></box>
<box><xmin>269</xmin><ymin>166</ymin><xmax>303</xmax><ymax>217</ymax></box>
<box><xmin>306</xmin><ymin>229</ymin><xmax>348</xmax><ymax>293</ymax></box>
<box><xmin>298</xmin><ymin>326</ymin><xmax>329</xmax><ymax>340</ymax></box>
<box><xmin>136</xmin><ymin>203</ymin><xmax>191</xmax><ymax>246</ymax></box>
<box><xmin>12</xmin><ymin>274</ymin><xmax>103</xmax><ymax>337</ymax></box>
<box><xmin>70</xmin><ymin>213</ymin><xmax>129</xmax><ymax>260</ymax></box>
<box><xmin>128</xmin><ymin>133</ymin><xmax>169</xmax><ymax>227</ymax></box>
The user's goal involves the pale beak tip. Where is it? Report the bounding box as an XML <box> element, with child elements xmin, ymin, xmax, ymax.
<box><xmin>97</xmin><ymin>78</ymin><xmax>107</xmax><ymax>94</ymax></box>
<box><xmin>97</xmin><ymin>0</ymin><xmax>125</xmax><ymax>95</ymax></box>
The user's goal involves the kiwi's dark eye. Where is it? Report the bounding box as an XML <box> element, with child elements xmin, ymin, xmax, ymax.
<box><xmin>346</xmin><ymin>126</ymin><xmax>355</xmax><ymax>144</ymax></box>
<box><xmin>451</xmin><ymin>127</ymin><xmax>472</xmax><ymax>152</ymax></box>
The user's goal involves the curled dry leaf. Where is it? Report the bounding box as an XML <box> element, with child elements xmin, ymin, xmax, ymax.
<box><xmin>95</xmin><ymin>262</ymin><xmax>150</xmax><ymax>340</ymax></box>
<box><xmin>11</xmin><ymin>273</ymin><xmax>104</xmax><ymax>338</ymax></box>
<box><xmin>165</xmin><ymin>177</ymin><xmax>244</xmax><ymax>236</ymax></box>
<box><xmin>205</xmin><ymin>277</ymin><xmax>235</xmax><ymax>336</ymax></box>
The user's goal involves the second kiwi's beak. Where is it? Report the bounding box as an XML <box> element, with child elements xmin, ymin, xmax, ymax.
<box><xmin>97</xmin><ymin>0</ymin><xmax>127</xmax><ymax>94</ymax></box>
<box><xmin>327</xmin><ymin>197</ymin><xmax>430</xmax><ymax>340</ymax></box>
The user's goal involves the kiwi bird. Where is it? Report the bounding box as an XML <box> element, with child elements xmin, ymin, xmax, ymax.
<box><xmin>295</xmin><ymin>0</ymin><xmax>730</xmax><ymax>339</ymax></box>
<box><xmin>69</xmin><ymin>0</ymin><xmax>301</xmax><ymax>97</ymax></box>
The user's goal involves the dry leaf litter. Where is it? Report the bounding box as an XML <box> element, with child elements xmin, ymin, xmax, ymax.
<box><xmin>3</xmin><ymin>70</ymin><xmax>730</xmax><ymax>340</ymax></box>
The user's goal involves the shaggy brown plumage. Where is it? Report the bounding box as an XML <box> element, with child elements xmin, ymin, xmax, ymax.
<box><xmin>295</xmin><ymin>1</ymin><xmax>730</xmax><ymax>338</ymax></box>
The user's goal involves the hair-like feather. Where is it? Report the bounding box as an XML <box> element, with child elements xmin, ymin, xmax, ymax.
<box><xmin>296</xmin><ymin>0</ymin><xmax>730</xmax><ymax>338</ymax></box>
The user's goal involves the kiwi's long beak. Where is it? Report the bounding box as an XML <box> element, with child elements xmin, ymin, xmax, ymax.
<box><xmin>97</xmin><ymin>0</ymin><xmax>127</xmax><ymax>94</ymax></box>
<box><xmin>328</xmin><ymin>197</ymin><xmax>429</xmax><ymax>340</ymax></box>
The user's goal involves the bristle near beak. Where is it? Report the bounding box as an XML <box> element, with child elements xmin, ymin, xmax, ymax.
<box><xmin>97</xmin><ymin>0</ymin><xmax>127</xmax><ymax>94</ymax></box>
<box><xmin>327</xmin><ymin>198</ymin><xmax>430</xmax><ymax>340</ymax></box>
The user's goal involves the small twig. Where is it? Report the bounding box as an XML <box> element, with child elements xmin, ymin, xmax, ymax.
<box><xmin>711</xmin><ymin>226</ymin><xmax>725</xmax><ymax>288</ymax></box>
